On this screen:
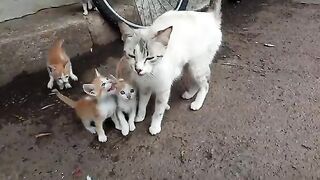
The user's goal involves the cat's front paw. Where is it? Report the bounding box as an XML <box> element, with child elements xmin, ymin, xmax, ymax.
<box><xmin>98</xmin><ymin>135</ymin><xmax>107</xmax><ymax>142</ymax></box>
<box><xmin>135</xmin><ymin>115</ymin><xmax>145</xmax><ymax>122</ymax></box>
<box><xmin>129</xmin><ymin>123</ymin><xmax>136</xmax><ymax>131</ymax></box>
<box><xmin>149</xmin><ymin>125</ymin><xmax>161</xmax><ymax>135</ymax></box>
<box><xmin>47</xmin><ymin>81</ymin><xmax>53</xmax><ymax>89</ymax></box>
<box><xmin>182</xmin><ymin>91</ymin><xmax>195</xmax><ymax>100</ymax></box>
<box><xmin>190</xmin><ymin>101</ymin><xmax>202</xmax><ymax>111</ymax></box>
<box><xmin>83</xmin><ymin>11</ymin><xmax>88</xmax><ymax>16</ymax></box>
<box><xmin>71</xmin><ymin>74</ymin><xmax>78</xmax><ymax>81</ymax></box>
<box><xmin>115</xmin><ymin>124</ymin><xmax>122</xmax><ymax>131</ymax></box>
<box><xmin>65</xmin><ymin>83</ymin><xmax>72</xmax><ymax>89</ymax></box>
<box><xmin>121</xmin><ymin>125</ymin><xmax>129</xmax><ymax>136</ymax></box>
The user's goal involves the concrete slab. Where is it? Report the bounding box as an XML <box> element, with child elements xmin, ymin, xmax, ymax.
<box><xmin>0</xmin><ymin>4</ymin><xmax>120</xmax><ymax>87</ymax></box>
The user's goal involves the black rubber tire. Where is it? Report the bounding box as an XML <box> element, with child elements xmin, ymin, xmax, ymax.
<box><xmin>93</xmin><ymin>0</ymin><xmax>188</xmax><ymax>28</ymax></box>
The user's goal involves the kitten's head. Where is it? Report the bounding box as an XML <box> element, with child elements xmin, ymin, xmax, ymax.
<box><xmin>49</xmin><ymin>63</ymin><xmax>70</xmax><ymax>84</ymax></box>
<box><xmin>116</xmin><ymin>80</ymin><xmax>136</xmax><ymax>101</ymax></box>
<box><xmin>83</xmin><ymin>69</ymin><xmax>117</xmax><ymax>98</ymax></box>
<box><xmin>118</xmin><ymin>23</ymin><xmax>173</xmax><ymax>76</ymax></box>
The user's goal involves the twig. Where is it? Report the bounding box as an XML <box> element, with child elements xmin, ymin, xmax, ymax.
<box><xmin>35</xmin><ymin>132</ymin><xmax>52</xmax><ymax>138</ymax></box>
<box><xmin>41</xmin><ymin>104</ymin><xmax>54</xmax><ymax>110</ymax></box>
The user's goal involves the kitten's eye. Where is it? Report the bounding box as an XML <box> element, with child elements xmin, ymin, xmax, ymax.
<box><xmin>120</xmin><ymin>91</ymin><xmax>125</xmax><ymax>95</ymax></box>
<box><xmin>128</xmin><ymin>54</ymin><xmax>135</xmax><ymax>58</ymax></box>
<box><xmin>65</xmin><ymin>75</ymin><xmax>69</xmax><ymax>78</ymax></box>
<box><xmin>101</xmin><ymin>83</ymin><xmax>106</xmax><ymax>87</ymax></box>
<box><xmin>58</xmin><ymin>78</ymin><xmax>62</xmax><ymax>80</ymax></box>
<box><xmin>146</xmin><ymin>57</ymin><xmax>155</xmax><ymax>61</ymax></box>
<box><xmin>130</xmin><ymin>89</ymin><xmax>135</xmax><ymax>93</ymax></box>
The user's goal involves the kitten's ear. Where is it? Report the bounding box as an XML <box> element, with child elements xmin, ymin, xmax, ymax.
<box><xmin>48</xmin><ymin>65</ymin><xmax>56</xmax><ymax>72</ymax></box>
<box><xmin>83</xmin><ymin>84</ymin><xmax>96</xmax><ymax>96</ymax></box>
<box><xmin>94</xmin><ymin>68</ymin><xmax>101</xmax><ymax>77</ymax></box>
<box><xmin>118</xmin><ymin>22</ymin><xmax>134</xmax><ymax>41</ymax></box>
<box><xmin>154</xmin><ymin>26</ymin><xmax>173</xmax><ymax>46</ymax></box>
<box><xmin>109</xmin><ymin>74</ymin><xmax>117</xmax><ymax>82</ymax></box>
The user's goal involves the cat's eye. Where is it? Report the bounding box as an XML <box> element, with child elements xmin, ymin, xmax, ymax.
<box><xmin>120</xmin><ymin>91</ymin><xmax>125</xmax><ymax>95</ymax></box>
<box><xmin>130</xmin><ymin>89</ymin><xmax>135</xmax><ymax>93</ymax></box>
<box><xmin>128</xmin><ymin>54</ymin><xmax>135</xmax><ymax>58</ymax></box>
<box><xmin>146</xmin><ymin>57</ymin><xmax>155</xmax><ymax>61</ymax></box>
<box><xmin>101</xmin><ymin>83</ymin><xmax>106</xmax><ymax>87</ymax></box>
<box><xmin>157</xmin><ymin>55</ymin><xmax>163</xmax><ymax>58</ymax></box>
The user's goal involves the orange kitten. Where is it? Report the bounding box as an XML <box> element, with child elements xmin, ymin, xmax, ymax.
<box><xmin>47</xmin><ymin>39</ymin><xmax>78</xmax><ymax>90</ymax></box>
<box><xmin>53</xmin><ymin>69</ymin><xmax>119</xmax><ymax>142</ymax></box>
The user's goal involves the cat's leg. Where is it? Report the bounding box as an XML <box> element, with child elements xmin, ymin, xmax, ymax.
<box><xmin>111</xmin><ymin>113</ymin><xmax>121</xmax><ymax>131</ymax></box>
<box><xmin>69</xmin><ymin>63</ymin><xmax>78</xmax><ymax>81</ymax></box>
<box><xmin>189</xmin><ymin>64</ymin><xmax>211</xmax><ymax>111</ymax></box>
<box><xmin>117</xmin><ymin>111</ymin><xmax>129</xmax><ymax>136</ymax></box>
<box><xmin>128</xmin><ymin>109</ymin><xmax>136</xmax><ymax>131</ymax></box>
<box><xmin>47</xmin><ymin>72</ymin><xmax>54</xmax><ymax>89</ymax></box>
<box><xmin>82</xmin><ymin>120</ymin><xmax>96</xmax><ymax>134</ymax></box>
<box><xmin>149</xmin><ymin>89</ymin><xmax>171</xmax><ymax>135</ymax></box>
<box><xmin>82</xmin><ymin>3</ymin><xmax>88</xmax><ymax>15</ymax></box>
<box><xmin>135</xmin><ymin>88</ymin><xmax>151</xmax><ymax>122</ymax></box>
<box><xmin>87</xmin><ymin>0</ymin><xmax>93</xmax><ymax>10</ymax></box>
<box><xmin>182</xmin><ymin>66</ymin><xmax>200</xmax><ymax>100</ymax></box>
<box><xmin>95</xmin><ymin>118</ymin><xmax>107</xmax><ymax>142</ymax></box>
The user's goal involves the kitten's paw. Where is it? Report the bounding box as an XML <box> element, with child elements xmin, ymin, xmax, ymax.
<box><xmin>121</xmin><ymin>126</ymin><xmax>129</xmax><ymax>136</ymax></box>
<box><xmin>88</xmin><ymin>3</ymin><xmax>93</xmax><ymax>10</ymax></box>
<box><xmin>47</xmin><ymin>81</ymin><xmax>53</xmax><ymax>89</ymax></box>
<box><xmin>87</xmin><ymin>128</ymin><xmax>96</xmax><ymax>134</ymax></box>
<box><xmin>98</xmin><ymin>135</ymin><xmax>107</xmax><ymax>142</ymax></box>
<box><xmin>129</xmin><ymin>124</ymin><xmax>136</xmax><ymax>131</ymax></box>
<box><xmin>71</xmin><ymin>74</ymin><xmax>78</xmax><ymax>81</ymax></box>
<box><xmin>83</xmin><ymin>11</ymin><xmax>88</xmax><ymax>16</ymax></box>
<box><xmin>165</xmin><ymin>104</ymin><xmax>170</xmax><ymax>110</ymax></box>
<box><xmin>59</xmin><ymin>85</ymin><xmax>64</xmax><ymax>90</ymax></box>
<box><xmin>94</xmin><ymin>7</ymin><xmax>98</xmax><ymax>11</ymax></box>
<box><xmin>190</xmin><ymin>101</ymin><xmax>203</xmax><ymax>111</ymax></box>
<box><xmin>182</xmin><ymin>91</ymin><xmax>195</xmax><ymax>100</ymax></box>
<box><xmin>65</xmin><ymin>83</ymin><xmax>72</xmax><ymax>89</ymax></box>
<box><xmin>135</xmin><ymin>115</ymin><xmax>145</xmax><ymax>122</ymax></box>
<box><xmin>149</xmin><ymin>125</ymin><xmax>161</xmax><ymax>135</ymax></box>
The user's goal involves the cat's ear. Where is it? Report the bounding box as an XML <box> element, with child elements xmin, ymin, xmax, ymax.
<box><xmin>118</xmin><ymin>22</ymin><xmax>134</xmax><ymax>41</ymax></box>
<box><xmin>154</xmin><ymin>26</ymin><xmax>173</xmax><ymax>46</ymax></box>
<box><xmin>94</xmin><ymin>68</ymin><xmax>101</xmax><ymax>77</ymax></box>
<box><xmin>83</xmin><ymin>84</ymin><xmax>96</xmax><ymax>96</ymax></box>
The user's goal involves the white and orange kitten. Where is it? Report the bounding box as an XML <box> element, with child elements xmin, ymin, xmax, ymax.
<box><xmin>47</xmin><ymin>39</ymin><xmax>78</xmax><ymax>90</ymax></box>
<box><xmin>53</xmin><ymin>69</ymin><xmax>119</xmax><ymax>142</ymax></box>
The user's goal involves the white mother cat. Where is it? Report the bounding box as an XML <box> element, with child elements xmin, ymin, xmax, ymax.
<box><xmin>119</xmin><ymin>0</ymin><xmax>222</xmax><ymax>135</ymax></box>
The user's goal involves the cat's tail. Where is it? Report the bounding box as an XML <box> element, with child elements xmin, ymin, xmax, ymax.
<box><xmin>52</xmin><ymin>89</ymin><xmax>76</xmax><ymax>108</ymax></box>
<box><xmin>208</xmin><ymin>0</ymin><xmax>222</xmax><ymax>22</ymax></box>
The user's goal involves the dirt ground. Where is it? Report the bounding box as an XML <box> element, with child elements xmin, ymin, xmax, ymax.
<box><xmin>1</xmin><ymin>0</ymin><xmax>320</xmax><ymax>179</ymax></box>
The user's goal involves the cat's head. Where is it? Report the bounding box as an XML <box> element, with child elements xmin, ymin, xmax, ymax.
<box><xmin>83</xmin><ymin>69</ymin><xmax>117</xmax><ymax>98</ymax></box>
<box><xmin>118</xmin><ymin>23</ymin><xmax>173</xmax><ymax>76</ymax></box>
<box><xmin>48</xmin><ymin>63</ymin><xmax>70</xmax><ymax>84</ymax></box>
<box><xmin>115</xmin><ymin>79</ymin><xmax>136</xmax><ymax>101</ymax></box>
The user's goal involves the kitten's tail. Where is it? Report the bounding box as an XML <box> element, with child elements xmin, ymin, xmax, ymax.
<box><xmin>53</xmin><ymin>39</ymin><xmax>64</xmax><ymax>48</ymax></box>
<box><xmin>208</xmin><ymin>0</ymin><xmax>222</xmax><ymax>22</ymax></box>
<box><xmin>52</xmin><ymin>89</ymin><xmax>76</xmax><ymax>108</ymax></box>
